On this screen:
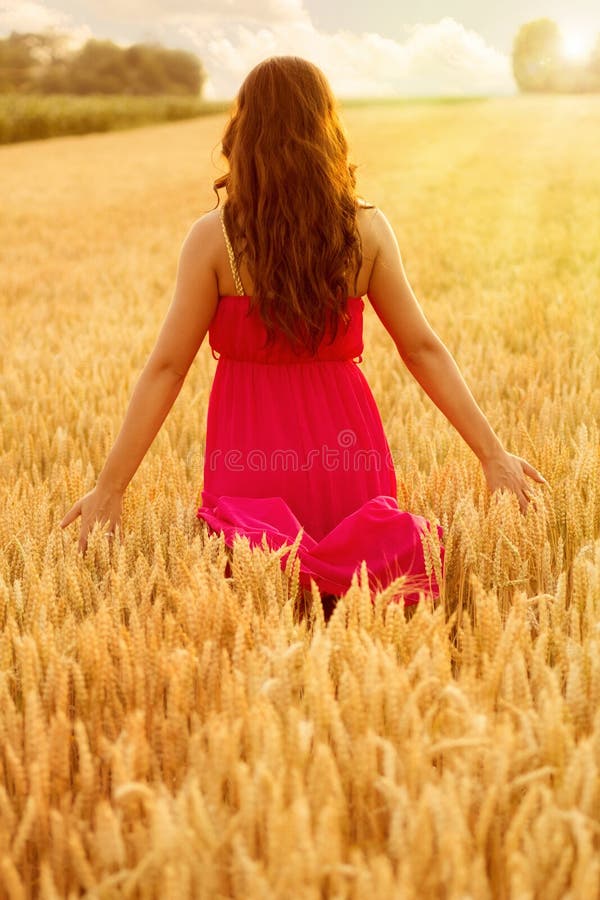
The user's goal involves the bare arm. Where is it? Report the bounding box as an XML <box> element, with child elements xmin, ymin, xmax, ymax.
<box><xmin>366</xmin><ymin>208</ymin><xmax>548</xmax><ymax>511</ymax></box>
<box><xmin>402</xmin><ymin>346</ymin><xmax>509</xmax><ymax>459</ymax></box>
<box><xmin>61</xmin><ymin>214</ymin><xmax>219</xmax><ymax>550</ymax></box>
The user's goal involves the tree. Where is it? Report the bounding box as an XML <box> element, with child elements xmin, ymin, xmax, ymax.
<box><xmin>0</xmin><ymin>30</ymin><xmax>78</xmax><ymax>92</ymax></box>
<box><xmin>512</xmin><ymin>19</ymin><xmax>563</xmax><ymax>92</ymax></box>
<box><xmin>159</xmin><ymin>47</ymin><xmax>205</xmax><ymax>96</ymax></box>
<box><xmin>591</xmin><ymin>35</ymin><xmax>600</xmax><ymax>85</ymax></box>
<box><xmin>123</xmin><ymin>43</ymin><xmax>205</xmax><ymax>96</ymax></box>
<box><xmin>34</xmin><ymin>32</ymin><xmax>80</xmax><ymax>93</ymax></box>
<box><xmin>0</xmin><ymin>33</ymin><xmax>31</xmax><ymax>91</ymax></box>
<box><xmin>67</xmin><ymin>39</ymin><xmax>129</xmax><ymax>94</ymax></box>
<box><xmin>0</xmin><ymin>31</ymin><xmax>206</xmax><ymax>96</ymax></box>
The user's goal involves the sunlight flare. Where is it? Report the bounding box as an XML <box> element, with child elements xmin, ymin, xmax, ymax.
<box><xmin>561</xmin><ymin>29</ymin><xmax>594</xmax><ymax>61</ymax></box>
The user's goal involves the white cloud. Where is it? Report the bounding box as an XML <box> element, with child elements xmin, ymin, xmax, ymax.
<box><xmin>0</xmin><ymin>1</ymin><xmax>91</xmax><ymax>48</ymax></box>
<box><xmin>177</xmin><ymin>14</ymin><xmax>513</xmax><ymax>99</ymax></box>
<box><xmin>87</xmin><ymin>0</ymin><xmax>308</xmax><ymax>28</ymax></box>
<box><xmin>0</xmin><ymin>0</ymin><xmax>66</xmax><ymax>32</ymax></box>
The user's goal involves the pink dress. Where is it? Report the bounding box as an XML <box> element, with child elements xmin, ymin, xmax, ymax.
<box><xmin>196</xmin><ymin>207</ymin><xmax>445</xmax><ymax>605</ymax></box>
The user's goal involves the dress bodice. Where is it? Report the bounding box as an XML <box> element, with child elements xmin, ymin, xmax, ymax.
<box><xmin>208</xmin><ymin>295</ymin><xmax>365</xmax><ymax>364</ymax></box>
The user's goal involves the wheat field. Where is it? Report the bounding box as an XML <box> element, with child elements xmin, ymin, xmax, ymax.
<box><xmin>1</xmin><ymin>95</ymin><xmax>599</xmax><ymax>898</ymax></box>
<box><xmin>0</xmin><ymin>94</ymin><xmax>231</xmax><ymax>144</ymax></box>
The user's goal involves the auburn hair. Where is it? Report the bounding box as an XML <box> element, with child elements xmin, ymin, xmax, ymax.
<box><xmin>212</xmin><ymin>55</ymin><xmax>374</xmax><ymax>356</ymax></box>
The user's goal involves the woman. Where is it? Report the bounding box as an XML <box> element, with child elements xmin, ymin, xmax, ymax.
<box><xmin>60</xmin><ymin>56</ymin><xmax>548</xmax><ymax>609</ymax></box>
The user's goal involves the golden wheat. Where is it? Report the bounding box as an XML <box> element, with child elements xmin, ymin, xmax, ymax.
<box><xmin>0</xmin><ymin>95</ymin><xmax>599</xmax><ymax>897</ymax></box>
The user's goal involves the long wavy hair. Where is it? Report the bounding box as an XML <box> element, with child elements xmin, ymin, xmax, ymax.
<box><xmin>212</xmin><ymin>55</ymin><xmax>374</xmax><ymax>356</ymax></box>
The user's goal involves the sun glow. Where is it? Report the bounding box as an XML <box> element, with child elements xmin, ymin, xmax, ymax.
<box><xmin>561</xmin><ymin>30</ymin><xmax>593</xmax><ymax>61</ymax></box>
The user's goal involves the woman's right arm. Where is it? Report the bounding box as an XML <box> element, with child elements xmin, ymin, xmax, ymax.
<box><xmin>61</xmin><ymin>214</ymin><xmax>220</xmax><ymax>551</ymax></box>
<box><xmin>365</xmin><ymin>208</ymin><xmax>549</xmax><ymax>513</ymax></box>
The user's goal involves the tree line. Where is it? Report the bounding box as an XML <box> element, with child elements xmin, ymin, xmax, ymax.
<box><xmin>0</xmin><ymin>31</ymin><xmax>206</xmax><ymax>96</ymax></box>
<box><xmin>513</xmin><ymin>19</ymin><xmax>600</xmax><ymax>92</ymax></box>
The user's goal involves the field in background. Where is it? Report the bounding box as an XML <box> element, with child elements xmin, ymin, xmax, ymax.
<box><xmin>0</xmin><ymin>93</ymin><xmax>232</xmax><ymax>143</ymax></box>
<box><xmin>1</xmin><ymin>96</ymin><xmax>599</xmax><ymax>896</ymax></box>
<box><xmin>0</xmin><ymin>92</ymin><xmax>488</xmax><ymax>145</ymax></box>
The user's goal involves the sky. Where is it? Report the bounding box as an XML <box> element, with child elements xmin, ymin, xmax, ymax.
<box><xmin>1</xmin><ymin>0</ymin><xmax>599</xmax><ymax>99</ymax></box>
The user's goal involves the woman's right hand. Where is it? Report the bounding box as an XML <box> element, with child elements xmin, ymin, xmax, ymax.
<box><xmin>60</xmin><ymin>483</ymin><xmax>124</xmax><ymax>553</ymax></box>
<box><xmin>480</xmin><ymin>449</ymin><xmax>549</xmax><ymax>515</ymax></box>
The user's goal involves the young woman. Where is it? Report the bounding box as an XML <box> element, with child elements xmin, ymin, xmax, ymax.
<box><xmin>60</xmin><ymin>56</ymin><xmax>548</xmax><ymax>610</ymax></box>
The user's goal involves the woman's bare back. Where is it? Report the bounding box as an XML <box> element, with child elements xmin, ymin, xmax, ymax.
<box><xmin>210</xmin><ymin>203</ymin><xmax>380</xmax><ymax>299</ymax></box>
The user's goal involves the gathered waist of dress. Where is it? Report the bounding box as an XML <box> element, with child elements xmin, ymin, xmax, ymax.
<box><xmin>211</xmin><ymin>351</ymin><xmax>363</xmax><ymax>365</ymax></box>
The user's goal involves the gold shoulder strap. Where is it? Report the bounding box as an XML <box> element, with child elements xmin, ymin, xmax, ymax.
<box><xmin>219</xmin><ymin>205</ymin><xmax>245</xmax><ymax>296</ymax></box>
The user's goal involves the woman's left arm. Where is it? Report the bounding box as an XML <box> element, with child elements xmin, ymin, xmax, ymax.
<box><xmin>60</xmin><ymin>214</ymin><xmax>219</xmax><ymax>552</ymax></box>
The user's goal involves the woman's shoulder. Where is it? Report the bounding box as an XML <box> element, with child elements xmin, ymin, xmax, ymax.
<box><xmin>357</xmin><ymin>202</ymin><xmax>400</xmax><ymax>257</ymax></box>
<box><xmin>356</xmin><ymin>198</ymin><xmax>384</xmax><ymax>235</ymax></box>
<box><xmin>355</xmin><ymin>199</ymin><xmax>384</xmax><ymax>264</ymax></box>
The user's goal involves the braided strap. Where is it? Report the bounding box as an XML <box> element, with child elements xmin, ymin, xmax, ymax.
<box><xmin>219</xmin><ymin>205</ymin><xmax>245</xmax><ymax>295</ymax></box>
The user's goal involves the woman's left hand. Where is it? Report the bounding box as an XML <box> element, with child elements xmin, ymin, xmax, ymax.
<box><xmin>60</xmin><ymin>483</ymin><xmax>123</xmax><ymax>553</ymax></box>
<box><xmin>480</xmin><ymin>449</ymin><xmax>549</xmax><ymax>515</ymax></box>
